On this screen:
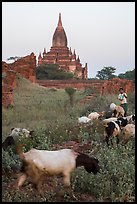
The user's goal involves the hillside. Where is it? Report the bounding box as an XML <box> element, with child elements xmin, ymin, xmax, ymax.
<box><xmin>2</xmin><ymin>76</ymin><xmax>135</xmax><ymax>202</ymax></box>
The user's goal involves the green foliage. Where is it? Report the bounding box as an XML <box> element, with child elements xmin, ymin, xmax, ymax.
<box><xmin>80</xmin><ymin>94</ymin><xmax>118</xmax><ymax>116</ymax></box>
<box><xmin>65</xmin><ymin>87</ymin><xmax>76</xmax><ymax>96</ymax></box>
<box><xmin>65</xmin><ymin>87</ymin><xmax>76</xmax><ymax>107</ymax></box>
<box><xmin>7</xmin><ymin>56</ymin><xmax>21</xmax><ymax>61</ymax></box>
<box><xmin>96</xmin><ymin>66</ymin><xmax>116</xmax><ymax>80</ymax></box>
<box><xmin>83</xmin><ymin>86</ymin><xmax>97</xmax><ymax>95</ymax></box>
<box><xmin>118</xmin><ymin>69</ymin><xmax>135</xmax><ymax>83</ymax></box>
<box><xmin>95</xmin><ymin>67</ymin><xmax>135</xmax><ymax>83</ymax></box>
<box><xmin>2</xmin><ymin>149</ymin><xmax>21</xmax><ymax>171</ymax></box>
<box><xmin>36</xmin><ymin>64</ymin><xmax>74</xmax><ymax>80</ymax></box>
<box><xmin>72</xmin><ymin>140</ymin><xmax>135</xmax><ymax>202</ymax></box>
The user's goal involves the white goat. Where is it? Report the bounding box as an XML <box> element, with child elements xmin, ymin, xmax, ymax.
<box><xmin>78</xmin><ymin>116</ymin><xmax>91</xmax><ymax>124</ymax></box>
<box><xmin>88</xmin><ymin>111</ymin><xmax>104</xmax><ymax>120</ymax></box>
<box><xmin>16</xmin><ymin>146</ymin><xmax>100</xmax><ymax>194</ymax></box>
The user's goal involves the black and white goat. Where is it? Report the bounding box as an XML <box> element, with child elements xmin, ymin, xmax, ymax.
<box><xmin>103</xmin><ymin>117</ymin><xmax>128</xmax><ymax>146</ymax></box>
<box><xmin>2</xmin><ymin>128</ymin><xmax>34</xmax><ymax>151</ymax></box>
<box><xmin>15</xmin><ymin>146</ymin><xmax>100</xmax><ymax>195</ymax></box>
<box><xmin>123</xmin><ymin>114</ymin><xmax>135</xmax><ymax>124</ymax></box>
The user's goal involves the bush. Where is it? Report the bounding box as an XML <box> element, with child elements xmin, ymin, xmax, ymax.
<box><xmin>65</xmin><ymin>87</ymin><xmax>76</xmax><ymax>107</ymax></box>
<box><xmin>84</xmin><ymin>86</ymin><xmax>98</xmax><ymax>95</ymax></box>
<box><xmin>36</xmin><ymin>64</ymin><xmax>74</xmax><ymax>80</ymax></box>
<box><xmin>72</xmin><ymin>139</ymin><xmax>135</xmax><ymax>202</ymax></box>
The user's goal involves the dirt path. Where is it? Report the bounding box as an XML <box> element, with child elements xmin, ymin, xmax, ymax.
<box><xmin>79</xmin><ymin>93</ymin><xmax>97</xmax><ymax>105</ymax></box>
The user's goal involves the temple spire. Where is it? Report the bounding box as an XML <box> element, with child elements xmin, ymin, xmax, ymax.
<box><xmin>38</xmin><ymin>52</ymin><xmax>42</xmax><ymax>65</ymax></box>
<box><xmin>77</xmin><ymin>55</ymin><xmax>80</xmax><ymax>62</ymax></box>
<box><xmin>43</xmin><ymin>48</ymin><xmax>46</xmax><ymax>54</ymax></box>
<box><xmin>43</xmin><ymin>48</ymin><xmax>46</xmax><ymax>58</ymax></box>
<box><xmin>69</xmin><ymin>47</ymin><xmax>72</xmax><ymax>55</ymax></box>
<box><xmin>58</xmin><ymin>13</ymin><xmax>62</xmax><ymax>27</ymax></box>
<box><xmin>52</xmin><ymin>13</ymin><xmax>67</xmax><ymax>47</ymax></box>
<box><xmin>38</xmin><ymin>52</ymin><xmax>42</xmax><ymax>58</ymax></box>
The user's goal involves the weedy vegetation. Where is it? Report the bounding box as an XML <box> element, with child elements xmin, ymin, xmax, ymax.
<box><xmin>2</xmin><ymin>76</ymin><xmax>135</xmax><ymax>202</ymax></box>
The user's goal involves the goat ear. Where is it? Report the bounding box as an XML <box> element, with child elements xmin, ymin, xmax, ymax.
<box><xmin>132</xmin><ymin>115</ymin><xmax>135</xmax><ymax>121</ymax></box>
<box><xmin>2</xmin><ymin>136</ymin><xmax>15</xmax><ymax>150</ymax></box>
<box><xmin>84</xmin><ymin>166</ymin><xmax>92</xmax><ymax>173</ymax></box>
<box><xmin>10</xmin><ymin>136</ymin><xmax>15</xmax><ymax>145</ymax></box>
<box><xmin>29</xmin><ymin>130</ymin><xmax>34</xmax><ymax>136</ymax></box>
<box><xmin>101</xmin><ymin>111</ymin><xmax>105</xmax><ymax>115</ymax></box>
<box><xmin>11</xmin><ymin>127</ymin><xmax>14</xmax><ymax>131</ymax></box>
<box><xmin>7</xmin><ymin>136</ymin><xmax>15</xmax><ymax>145</ymax></box>
<box><xmin>2</xmin><ymin>141</ymin><xmax>6</xmax><ymax>151</ymax></box>
<box><xmin>30</xmin><ymin>130</ymin><xmax>34</xmax><ymax>133</ymax></box>
<box><xmin>95</xmin><ymin>158</ymin><xmax>99</xmax><ymax>163</ymax></box>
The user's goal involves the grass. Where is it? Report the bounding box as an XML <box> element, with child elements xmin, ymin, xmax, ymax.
<box><xmin>2</xmin><ymin>76</ymin><xmax>135</xmax><ymax>202</ymax></box>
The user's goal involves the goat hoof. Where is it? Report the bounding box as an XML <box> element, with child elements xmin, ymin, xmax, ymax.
<box><xmin>72</xmin><ymin>193</ymin><xmax>78</xmax><ymax>200</ymax></box>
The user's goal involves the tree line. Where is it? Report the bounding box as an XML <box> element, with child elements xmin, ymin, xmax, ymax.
<box><xmin>36</xmin><ymin>64</ymin><xmax>135</xmax><ymax>83</ymax></box>
<box><xmin>95</xmin><ymin>66</ymin><xmax>135</xmax><ymax>83</ymax></box>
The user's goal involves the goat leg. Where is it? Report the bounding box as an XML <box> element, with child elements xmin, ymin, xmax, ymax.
<box><xmin>15</xmin><ymin>173</ymin><xmax>27</xmax><ymax>189</ymax></box>
<box><xmin>64</xmin><ymin>186</ymin><xmax>78</xmax><ymax>200</ymax></box>
<box><xmin>116</xmin><ymin>136</ymin><xmax>119</xmax><ymax>145</ymax></box>
<box><xmin>105</xmin><ymin>136</ymin><xmax>110</xmax><ymax>146</ymax></box>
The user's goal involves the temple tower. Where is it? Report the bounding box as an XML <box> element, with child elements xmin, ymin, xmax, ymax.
<box><xmin>52</xmin><ymin>13</ymin><xmax>68</xmax><ymax>47</ymax></box>
<box><xmin>38</xmin><ymin>13</ymin><xmax>88</xmax><ymax>79</ymax></box>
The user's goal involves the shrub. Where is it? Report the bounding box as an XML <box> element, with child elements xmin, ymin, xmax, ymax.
<box><xmin>65</xmin><ymin>87</ymin><xmax>76</xmax><ymax>107</ymax></box>
<box><xmin>72</xmin><ymin>139</ymin><xmax>135</xmax><ymax>202</ymax></box>
<box><xmin>36</xmin><ymin>64</ymin><xmax>74</xmax><ymax>80</ymax></box>
<box><xmin>84</xmin><ymin>86</ymin><xmax>97</xmax><ymax>95</ymax></box>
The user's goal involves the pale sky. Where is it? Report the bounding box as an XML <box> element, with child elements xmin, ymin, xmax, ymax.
<box><xmin>2</xmin><ymin>2</ymin><xmax>135</xmax><ymax>78</ymax></box>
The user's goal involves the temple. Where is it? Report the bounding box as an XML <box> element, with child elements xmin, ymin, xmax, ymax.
<box><xmin>38</xmin><ymin>13</ymin><xmax>88</xmax><ymax>79</ymax></box>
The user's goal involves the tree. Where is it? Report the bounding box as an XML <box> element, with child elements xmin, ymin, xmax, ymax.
<box><xmin>118</xmin><ymin>69</ymin><xmax>135</xmax><ymax>83</ymax></box>
<box><xmin>65</xmin><ymin>87</ymin><xmax>76</xmax><ymax>107</ymax></box>
<box><xmin>36</xmin><ymin>64</ymin><xmax>74</xmax><ymax>80</ymax></box>
<box><xmin>96</xmin><ymin>66</ymin><xmax>116</xmax><ymax>80</ymax></box>
<box><xmin>7</xmin><ymin>56</ymin><xmax>21</xmax><ymax>62</ymax></box>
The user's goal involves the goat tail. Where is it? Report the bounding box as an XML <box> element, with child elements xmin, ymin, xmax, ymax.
<box><xmin>16</xmin><ymin>143</ymin><xmax>25</xmax><ymax>160</ymax></box>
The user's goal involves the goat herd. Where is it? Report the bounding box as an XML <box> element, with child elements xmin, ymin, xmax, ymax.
<box><xmin>2</xmin><ymin>102</ymin><xmax>135</xmax><ymax>197</ymax></box>
<box><xmin>78</xmin><ymin>102</ymin><xmax>135</xmax><ymax>146</ymax></box>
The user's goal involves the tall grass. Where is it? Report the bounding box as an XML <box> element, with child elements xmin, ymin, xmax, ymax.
<box><xmin>2</xmin><ymin>76</ymin><xmax>85</xmax><ymax>137</ymax></box>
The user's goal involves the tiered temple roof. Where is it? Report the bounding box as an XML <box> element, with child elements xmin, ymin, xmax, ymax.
<box><xmin>38</xmin><ymin>13</ymin><xmax>87</xmax><ymax>79</ymax></box>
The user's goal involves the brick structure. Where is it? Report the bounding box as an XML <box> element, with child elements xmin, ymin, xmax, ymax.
<box><xmin>2</xmin><ymin>62</ymin><xmax>16</xmax><ymax>108</ymax></box>
<box><xmin>37</xmin><ymin>78</ymin><xmax>134</xmax><ymax>95</ymax></box>
<box><xmin>101</xmin><ymin>78</ymin><xmax>134</xmax><ymax>95</ymax></box>
<box><xmin>9</xmin><ymin>52</ymin><xmax>36</xmax><ymax>83</ymax></box>
<box><xmin>2</xmin><ymin>53</ymin><xmax>36</xmax><ymax>108</ymax></box>
<box><xmin>38</xmin><ymin>13</ymin><xmax>88</xmax><ymax>79</ymax></box>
